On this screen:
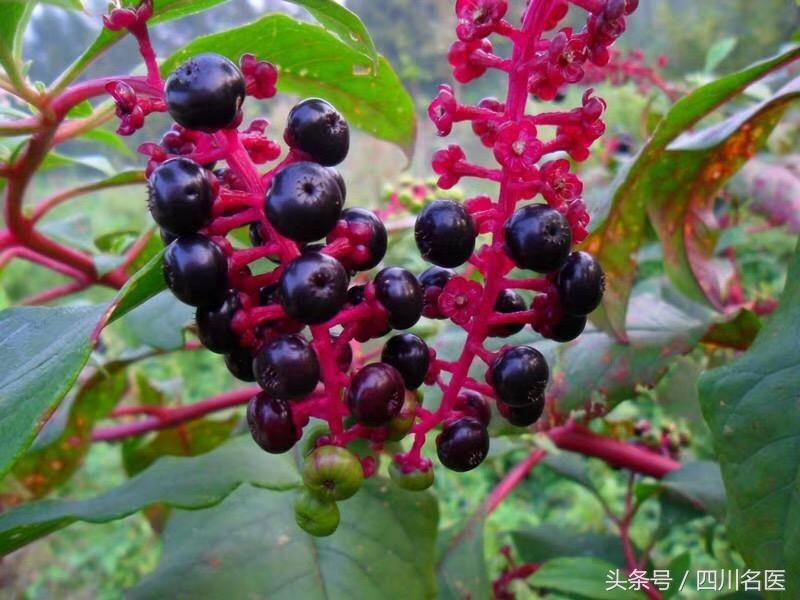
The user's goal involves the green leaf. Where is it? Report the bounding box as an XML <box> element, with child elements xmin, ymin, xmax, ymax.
<box><xmin>699</xmin><ymin>239</ymin><xmax>800</xmax><ymax>595</ymax></box>
<box><xmin>586</xmin><ymin>45</ymin><xmax>800</xmax><ymax>339</ymax></box>
<box><xmin>78</xmin><ymin>129</ymin><xmax>136</xmax><ymax>157</ymax></box>
<box><xmin>120</xmin><ymin>291</ymin><xmax>192</xmax><ymax>351</ymax></box>
<box><xmin>659</xmin><ymin>461</ymin><xmax>726</xmax><ymax>520</ymax></box>
<box><xmin>12</xmin><ymin>361</ymin><xmax>131</xmax><ymax>498</ymax></box>
<box><xmin>704</xmin><ymin>37</ymin><xmax>737</xmax><ymax>73</ymax></box>
<box><xmin>0</xmin><ymin>436</ymin><xmax>299</xmax><ymax>554</ymax></box>
<box><xmin>0</xmin><ymin>1</ymin><xmax>34</xmax><ymax>70</ymax></box>
<box><xmin>528</xmin><ymin>558</ymin><xmax>647</xmax><ymax>600</ymax></box>
<box><xmin>513</xmin><ymin>525</ymin><xmax>627</xmax><ymax>568</ymax></box>
<box><xmin>40</xmin><ymin>0</ymin><xmax>86</xmax><ymax>10</ymax></box>
<box><xmin>701</xmin><ymin>308</ymin><xmax>762</xmax><ymax>350</ymax></box>
<box><xmin>54</xmin><ymin>0</ymin><xmax>232</xmax><ymax>90</ymax></box>
<box><xmin>286</xmin><ymin>0</ymin><xmax>378</xmax><ymax>64</ymax></box>
<box><xmin>132</xmin><ymin>479</ymin><xmax>438</xmax><ymax>599</ymax></box>
<box><xmin>0</xmin><ymin>250</ymin><xmax>166</xmax><ymax>478</ymax></box>
<box><xmin>437</xmin><ymin>517</ymin><xmax>490</xmax><ymax>600</ymax></box>
<box><xmin>41</xmin><ymin>152</ymin><xmax>115</xmax><ymax>176</ymax></box>
<box><xmin>160</xmin><ymin>14</ymin><xmax>416</xmax><ymax>158</ymax></box>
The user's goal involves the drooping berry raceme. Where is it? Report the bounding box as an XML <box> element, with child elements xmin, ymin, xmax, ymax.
<box><xmin>392</xmin><ymin>0</ymin><xmax>634</xmax><ymax>477</ymax></box>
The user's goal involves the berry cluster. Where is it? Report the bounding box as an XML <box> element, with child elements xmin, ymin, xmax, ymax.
<box><xmin>387</xmin><ymin>0</ymin><xmax>639</xmax><ymax>476</ymax></box>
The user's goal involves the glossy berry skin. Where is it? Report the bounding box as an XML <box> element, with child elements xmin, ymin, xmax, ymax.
<box><xmin>165</xmin><ymin>53</ymin><xmax>245</xmax><ymax>132</ymax></box>
<box><xmin>347</xmin><ymin>362</ymin><xmax>405</xmax><ymax>427</ymax></box>
<box><xmin>415</xmin><ymin>199</ymin><xmax>477</xmax><ymax>268</ymax></box>
<box><xmin>326</xmin><ymin>208</ymin><xmax>387</xmax><ymax>271</ymax></box>
<box><xmin>148</xmin><ymin>158</ymin><xmax>214</xmax><ymax>235</ymax></box>
<box><xmin>279</xmin><ymin>252</ymin><xmax>349</xmax><ymax>325</ymax></box>
<box><xmin>160</xmin><ymin>228</ymin><xmax>178</xmax><ymax>245</ymax></box>
<box><xmin>419</xmin><ymin>266</ymin><xmax>456</xmax><ymax>319</ymax></box>
<box><xmin>489</xmin><ymin>345</ymin><xmax>549</xmax><ymax>408</ymax></box>
<box><xmin>285</xmin><ymin>98</ymin><xmax>350</xmax><ymax>166</ymax></box>
<box><xmin>548</xmin><ymin>313</ymin><xmax>587</xmax><ymax>342</ymax></box>
<box><xmin>454</xmin><ymin>390</ymin><xmax>491</xmax><ymax>426</ymax></box>
<box><xmin>487</xmin><ymin>289</ymin><xmax>526</xmax><ymax>338</ymax></box>
<box><xmin>436</xmin><ymin>417</ymin><xmax>490</xmax><ymax>472</ymax></box>
<box><xmin>266</xmin><ymin>162</ymin><xmax>344</xmax><ymax>243</ymax></box>
<box><xmin>224</xmin><ymin>346</ymin><xmax>256</xmax><ymax>382</ymax></box>
<box><xmin>247</xmin><ymin>392</ymin><xmax>298</xmax><ymax>454</ymax></box>
<box><xmin>387</xmin><ymin>391</ymin><xmax>419</xmax><ymax>441</ymax></box>
<box><xmin>196</xmin><ymin>291</ymin><xmax>240</xmax><ymax>354</ymax></box>
<box><xmin>381</xmin><ymin>333</ymin><xmax>430</xmax><ymax>390</ymax></box>
<box><xmin>327</xmin><ymin>167</ymin><xmax>346</xmax><ymax>198</ymax></box>
<box><xmin>163</xmin><ymin>235</ymin><xmax>228</xmax><ymax>307</ymax></box>
<box><xmin>294</xmin><ymin>491</ymin><xmax>340</xmax><ymax>537</ymax></box>
<box><xmin>253</xmin><ymin>335</ymin><xmax>320</xmax><ymax>400</ymax></box>
<box><xmin>505</xmin><ymin>204</ymin><xmax>572</xmax><ymax>273</ymax></box>
<box><xmin>497</xmin><ymin>394</ymin><xmax>545</xmax><ymax>427</ymax></box>
<box><xmin>303</xmin><ymin>445</ymin><xmax>364</xmax><ymax>501</ymax></box>
<box><xmin>556</xmin><ymin>252</ymin><xmax>606</xmax><ymax>316</ymax></box>
<box><xmin>374</xmin><ymin>267</ymin><xmax>423</xmax><ymax>330</ymax></box>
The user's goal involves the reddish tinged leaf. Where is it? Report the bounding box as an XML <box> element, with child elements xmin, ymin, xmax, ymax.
<box><xmin>701</xmin><ymin>308</ymin><xmax>762</xmax><ymax>350</ymax></box>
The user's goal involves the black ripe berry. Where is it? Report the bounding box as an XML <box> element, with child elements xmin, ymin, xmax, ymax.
<box><xmin>285</xmin><ymin>98</ymin><xmax>350</xmax><ymax>166</ymax></box>
<box><xmin>266</xmin><ymin>162</ymin><xmax>344</xmax><ymax>243</ymax></box>
<box><xmin>196</xmin><ymin>291</ymin><xmax>240</xmax><ymax>354</ymax></box>
<box><xmin>487</xmin><ymin>289</ymin><xmax>526</xmax><ymax>338</ymax></box>
<box><xmin>224</xmin><ymin>346</ymin><xmax>256</xmax><ymax>382</ymax></box>
<box><xmin>374</xmin><ymin>267</ymin><xmax>423</xmax><ymax>330</ymax></box>
<box><xmin>548</xmin><ymin>313</ymin><xmax>587</xmax><ymax>342</ymax></box>
<box><xmin>497</xmin><ymin>395</ymin><xmax>545</xmax><ymax>427</ymax></box>
<box><xmin>381</xmin><ymin>333</ymin><xmax>430</xmax><ymax>390</ymax></box>
<box><xmin>247</xmin><ymin>393</ymin><xmax>299</xmax><ymax>454</ymax></box>
<box><xmin>489</xmin><ymin>345</ymin><xmax>549</xmax><ymax>408</ymax></box>
<box><xmin>327</xmin><ymin>208</ymin><xmax>388</xmax><ymax>272</ymax></box>
<box><xmin>436</xmin><ymin>417</ymin><xmax>489</xmax><ymax>472</ymax></box>
<box><xmin>160</xmin><ymin>228</ymin><xmax>178</xmax><ymax>245</ymax></box>
<box><xmin>556</xmin><ymin>252</ymin><xmax>606</xmax><ymax>316</ymax></box>
<box><xmin>505</xmin><ymin>204</ymin><xmax>572</xmax><ymax>273</ymax></box>
<box><xmin>163</xmin><ymin>235</ymin><xmax>228</xmax><ymax>307</ymax></box>
<box><xmin>148</xmin><ymin>158</ymin><xmax>214</xmax><ymax>235</ymax></box>
<box><xmin>327</xmin><ymin>167</ymin><xmax>347</xmax><ymax>198</ymax></box>
<box><xmin>419</xmin><ymin>265</ymin><xmax>456</xmax><ymax>319</ymax></box>
<box><xmin>415</xmin><ymin>199</ymin><xmax>477</xmax><ymax>268</ymax></box>
<box><xmin>253</xmin><ymin>334</ymin><xmax>320</xmax><ymax>400</ymax></box>
<box><xmin>347</xmin><ymin>362</ymin><xmax>405</xmax><ymax>427</ymax></box>
<box><xmin>279</xmin><ymin>252</ymin><xmax>349</xmax><ymax>325</ymax></box>
<box><xmin>454</xmin><ymin>390</ymin><xmax>491</xmax><ymax>427</ymax></box>
<box><xmin>165</xmin><ymin>53</ymin><xmax>245</xmax><ymax>132</ymax></box>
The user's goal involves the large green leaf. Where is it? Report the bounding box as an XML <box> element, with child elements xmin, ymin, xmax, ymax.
<box><xmin>648</xmin><ymin>76</ymin><xmax>800</xmax><ymax>310</ymax></box>
<box><xmin>513</xmin><ymin>525</ymin><xmax>627</xmax><ymax>568</ymax></box>
<box><xmin>0</xmin><ymin>0</ymin><xmax>34</xmax><ymax>71</ymax></box>
<box><xmin>0</xmin><ymin>249</ymin><xmax>166</xmax><ymax>478</ymax></box>
<box><xmin>586</xmin><ymin>46</ymin><xmax>800</xmax><ymax>339</ymax></box>
<box><xmin>287</xmin><ymin>0</ymin><xmax>378</xmax><ymax>63</ymax></box>
<box><xmin>528</xmin><ymin>558</ymin><xmax>646</xmax><ymax>599</ymax></box>
<box><xmin>0</xmin><ymin>436</ymin><xmax>299</xmax><ymax>554</ymax></box>
<box><xmin>160</xmin><ymin>14</ymin><xmax>416</xmax><ymax>157</ymax></box>
<box><xmin>131</xmin><ymin>479</ymin><xmax>438</xmax><ymax>599</ymax></box>
<box><xmin>437</xmin><ymin>517</ymin><xmax>490</xmax><ymax>600</ymax></box>
<box><xmin>699</xmin><ymin>239</ymin><xmax>800</xmax><ymax>595</ymax></box>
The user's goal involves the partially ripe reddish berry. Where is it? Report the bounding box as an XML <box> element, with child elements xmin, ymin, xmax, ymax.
<box><xmin>419</xmin><ymin>266</ymin><xmax>456</xmax><ymax>319</ymax></box>
<box><xmin>247</xmin><ymin>392</ymin><xmax>299</xmax><ymax>453</ymax></box>
<box><xmin>347</xmin><ymin>363</ymin><xmax>406</xmax><ymax>427</ymax></box>
<box><xmin>437</xmin><ymin>417</ymin><xmax>489</xmax><ymax>472</ymax></box>
<box><xmin>454</xmin><ymin>390</ymin><xmax>491</xmax><ymax>426</ymax></box>
<box><xmin>389</xmin><ymin>461</ymin><xmax>434</xmax><ymax>491</ymax></box>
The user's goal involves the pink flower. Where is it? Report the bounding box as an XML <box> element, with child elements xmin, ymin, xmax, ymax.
<box><xmin>449</xmin><ymin>39</ymin><xmax>493</xmax><ymax>84</ymax></box>
<box><xmin>493</xmin><ymin>120</ymin><xmax>544</xmax><ymax>174</ymax></box>
<box><xmin>438</xmin><ymin>277</ymin><xmax>483</xmax><ymax>326</ymax></box>
<box><xmin>432</xmin><ymin>144</ymin><xmax>466</xmax><ymax>189</ymax></box>
<box><xmin>471</xmin><ymin>97</ymin><xmax>504</xmax><ymax>147</ymax></box>
<box><xmin>455</xmin><ymin>0</ymin><xmax>508</xmax><ymax>41</ymax></box>
<box><xmin>540</xmin><ymin>159</ymin><xmax>583</xmax><ymax>206</ymax></box>
<box><xmin>429</xmin><ymin>84</ymin><xmax>458</xmax><ymax>136</ymax></box>
<box><xmin>565</xmin><ymin>198</ymin><xmax>590</xmax><ymax>243</ymax></box>
<box><xmin>240</xmin><ymin>54</ymin><xmax>278</xmax><ymax>99</ymax></box>
<box><xmin>547</xmin><ymin>30</ymin><xmax>588</xmax><ymax>85</ymax></box>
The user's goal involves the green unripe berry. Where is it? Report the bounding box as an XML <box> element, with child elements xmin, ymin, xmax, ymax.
<box><xmin>389</xmin><ymin>461</ymin><xmax>434</xmax><ymax>491</ymax></box>
<box><xmin>302</xmin><ymin>424</ymin><xmax>331</xmax><ymax>457</ymax></box>
<box><xmin>386</xmin><ymin>391</ymin><xmax>419</xmax><ymax>442</ymax></box>
<box><xmin>294</xmin><ymin>491</ymin><xmax>340</xmax><ymax>537</ymax></box>
<box><xmin>303</xmin><ymin>445</ymin><xmax>364</xmax><ymax>501</ymax></box>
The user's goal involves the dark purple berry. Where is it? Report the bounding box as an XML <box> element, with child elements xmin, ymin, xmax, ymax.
<box><xmin>489</xmin><ymin>345</ymin><xmax>549</xmax><ymax>408</ymax></box>
<box><xmin>285</xmin><ymin>98</ymin><xmax>350</xmax><ymax>166</ymax></box>
<box><xmin>279</xmin><ymin>252</ymin><xmax>349</xmax><ymax>324</ymax></box>
<box><xmin>327</xmin><ymin>167</ymin><xmax>346</xmax><ymax>198</ymax></box>
<box><xmin>347</xmin><ymin>363</ymin><xmax>405</xmax><ymax>427</ymax></box>
<box><xmin>266</xmin><ymin>162</ymin><xmax>343</xmax><ymax>243</ymax></box>
<box><xmin>148</xmin><ymin>158</ymin><xmax>213</xmax><ymax>235</ymax></box>
<box><xmin>163</xmin><ymin>234</ymin><xmax>228</xmax><ymax>307</ymax></box>
<box><xmin>374</xmin><ymin>267</ymin><xmax>423</xmax><ymax>330</ymax></box>
<box><xmin>247</xmin><ymin>392</ymin><xmax>299</xmax><ymax>453</ymax></box>
<box><xmin>487</xmin><ymin>289</ymin><xmax>526</xmax><ymax>338</ymax></box>
<box><xmin>505</xmin><ymin>204</ymin><xmax>572</xmax><ymax>273</ymax></box>
<box><xmin>556</xmin><ymin>252</ymin><xmax>605</xmax><ymax>316</ymax></box>
<box><xmin>436</xmin><ymin>417</ymin><xmax>489</xmax><ymax>472</ymax></box>
<box><xmin>196</xmin><ymin>291</ymin><xmax>240</xmax><ymax>354</ymax></box>
<box><xmin>419</xmin><ymin>266</ymin><xmax>455</xmax><ymax>319</ymax></box>
<box><xmin>253</xmin><ymin>334</ymin><xmax>320</xmax><ymax>400</ymax></box>
<box><xmin>327</xmin><ymin>208</ymin><xmax>387</xmax><ymax>272</ymax></box>
<box><xmin>497</xmin><ymin>395</ymin><xmax>545</xmax><ymax>427</ymax></box>
<box><xmin>548</xmin><ymin>313</ymin><xmax>587</xmax><ymax>342</ymax></box>
<box><xmin>381</xmin><ymin>333</ymin><xmax>430</xmax><ymax>390</ymax></box>
<box><xmin>160</xmin><ymin>228</ymin><xmax>178</xmax><ymax>245</ymax></box>
<box><xmin>224</xmin><ymin>346</ymin><xmax>256</xmax><ymax>382</ymax></box>
<box><xmin>415</xmin><ymin>199</ymin><xmax>477</xmax><ymax>268</ymax></box>
<box><xmin>165</xmin><ymin>53</ymin><xmax>245</xmax><ymax>132</ymax></box>
<box><xmin>454</xmin><ymin>390</ymin><xmax>491</xmax><ymax>426</ymax></box>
